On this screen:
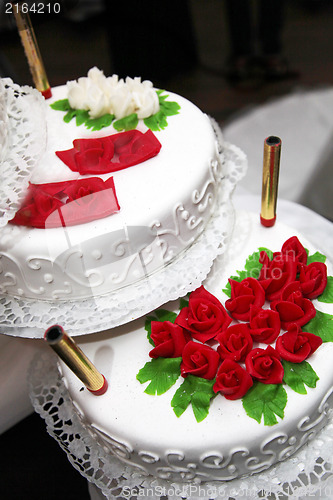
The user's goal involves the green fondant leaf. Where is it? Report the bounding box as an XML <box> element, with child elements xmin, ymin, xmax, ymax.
<box><xmin>179</xmin><ymin>295</ymin><xmax>190</xmax><ymax>310</ymax></box>
<box><xmin>51</xmin><ymin>91</ymin><xmax>179</xmax><ymax>132</ymax></box>
<box><xmin>242</xmin><ymin>382</ymin><xmax>287</xmax><ymax>426</ymax></box>
<box><xmin>171</xmin><ymin>378</ymin><xmax>192</xmax><ymax>417</ymax></box>
<box><xmin>86</xmin><ymin>113</ymin><xmax>114</xmax><ymax>131</ymax></box>
<box><xmin>303</xmin><ymin>310</ymin><xmax>333</xmax><ymax>342</ymax></box>
<box><xmin>144</xmin><ymin>110</ymin><xmax>168</xmax><ymax>131</ymax></box>
<box><xmin>50</xmin><ymin>99</ymin><xmax>71</xmax><ymax>111</ymax></box>
<box><xmin>144</xmin><ymin>91</ymin><xmax>180</xmax><ymax>131</ymax></box>
<box><xmin>282</xmin><ymin>360</ymin><xmax>319</xmax><ymax>394</ymax></box>
<box><xmin>318</xmin><ymin>276</ymin><xmax>333</xmax><ymax>303</ymax></box>
<box><xmin>154</xmin><ymin>309</ymin><xmax>178</xmax><ymax>323</ymax></box>
<box><xmin>171</xmin><ymin>375</ymin><xmax>215</xmax><ymax>422</ymax></box>
<box><xmin>75</xmin><ymin>109</ymin><xmax>90</xmax><ymax>126</ymax></box>
<box><xmin>136</xmin><ymin>357</ymin><xmax>181</xmax><ymax>395</ymax></box>
<box><xmin>160</xmin><ymin>99</ymin><xmax>181</xmax><ymax>117</ymax></box>
<box><xmin>307</xmin><ymin>251</ymin><xmax>326</xmax><ymax>264</ymax></box>
<box><xmin>113</xmin><ymin>113</ymin><xmax>138</xmax><ymax>132</ymax></box>
<box><xmin>63</xmin><ymin>108</ymin><xmax>78</xmax><ymax>123</ymax></box>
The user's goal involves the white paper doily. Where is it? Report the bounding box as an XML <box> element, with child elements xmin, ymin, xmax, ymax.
<box><xmin>0</xmin><ymin>136</ymin><xmax>247</xmax><ymax>338</ymax></box>
<box><xmin>29</xmin><ymin>352</ymin><xmax>333</xmax><ymax>500</ymax></box>
<box><xmin>0</xmin><ymin>78</ymin><xmax>46</xmax><ymax>227</ymax></box>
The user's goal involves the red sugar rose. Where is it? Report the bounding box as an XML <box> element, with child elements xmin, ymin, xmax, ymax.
<box><xmin>275</xmin><ymin>324</ymin><xmax>322</xmax><ymax>363</ymax></box>
<box><xmin>249</xmin><ymin>305</ymin><xmax>281</xmax><ymax>344</ymax></box>
<box><xmin>299</xmin><ymin>262</ymin><xmax>327</xmax><ymax>300</ymax></box>
<box><xmin>149</xmin><ymin>321</ymin><xmax>189</xmax><ymax>359</ymax></box>
<box><xmin>245</xmin><ymin>345</ymin><xmax>284</xmax><ymax>384</ymax></box>
<box><xmin>216</xmin><ymin>323</ymin><xmax>253</xmax><ymax>362</ymax></box>
<box><xmin>281</xmin><ymin>236</ymin><xmax>308</xmax><ymax>268</ymax></box>
<box><xmin>175</xmin><ymin>286</ymin><xmax>231</xmax><ymax>343</ymax></box>
<box><xmin>225</xmin><ymin>277</ymin><xmax>265</xmax><ymax>321</ymax></box>
<box><xmin>213</xmin><ymin>359</ymin><xmax>253</xmax><ymax>400</ymax></box>
<box><xmin>258</xmin><ymin>251</ymin><xmax>297</xmax><ymax>302</ymax></box>
<box><xmin>56</xmin><ymin>129</ymin><xmax>161</xmax><ymax>175</ymax></box>
<box><xmin>181</xmin><ymin>341</ymin><xmax>220</xmax><ymax>380</ymax></box>
<box><xmin>271</xmin><ymin>284</ymin><xmax>316</xmax><ymax>329</ymax></box>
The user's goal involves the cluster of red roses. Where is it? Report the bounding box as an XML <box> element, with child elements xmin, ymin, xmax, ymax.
<box><xmin>148</xmin><ymin>237</ymin><xmax>327</xmax><ymax>401</ymax></box>
<box><xmin>11</xmin><ymin>129</ymin><xmax>161</xmax><ymax>228</ymax></box>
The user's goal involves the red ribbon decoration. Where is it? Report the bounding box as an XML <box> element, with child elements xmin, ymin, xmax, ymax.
<box><xmin>56</xmin><ymin>129</ymin><xmax>162</xmax><ymax>175</ymax></box>
<box><xmin>10</xmin><ymin>177</ymin><xmax>120</xmax><ymax>228</ymax></box>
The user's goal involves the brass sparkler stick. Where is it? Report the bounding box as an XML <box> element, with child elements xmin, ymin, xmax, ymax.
<box><xmin>45</xmin><ymin>325</ymin><xmax>108</xmax><ymax>395</ymax></box>
<box><xmin>260</xmin><ymin>136</ymin><xmax>281</xmax><ymax>227</ymax></box>
<box><xmin>12</xmin><ymin>1</ymin><xmax>52</xmax><ymax>98</ymax></box>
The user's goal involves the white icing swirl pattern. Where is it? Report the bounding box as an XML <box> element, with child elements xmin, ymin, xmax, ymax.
<box><xmin>29</xmin><ymin>351</ymin><xmax>333</xmax><ymax>494</ymax></box>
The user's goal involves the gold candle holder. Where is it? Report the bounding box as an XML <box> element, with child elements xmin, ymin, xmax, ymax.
<box><xmin>12</xmin><ymin>2</ymin><xmax>52</xmax><ymax>99</ymax></box>
<box><xmin>45</xmin><ymin>325</ymin><xmax>108</xmax><ymax>395</ymax></box>
<box><xmin>260</xmin><ymin>136</ymin><xmax>281</xmax><ymax>227</ymax></box>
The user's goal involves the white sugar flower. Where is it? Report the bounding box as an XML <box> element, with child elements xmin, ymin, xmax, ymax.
<box><xmin>67</xmin><ymin>78</ymin><xmax>90</xmax><ymax>110</ymax></box>
<box><xmin>109</xmin><ymin>84</ymin><xmax>136</xmax><ymax>119</ymax></box>
<box><xmin>67</xmin><ymin>74</ymin><xmax>109</xmax><ymax>118</ymax></box>
<box><xmin>125</xmin><ymin>77</ymin><xmax>159</xmax><ymax>119</ymax></box>
<box><xmin>66</xmin><ymin>68</ymin><xmax>160</xmax><ymax>120</ymax></box>
<box><xmin>85</xmin><ymin>83</ymin><xmax>110</xmax><ymax>118</ymax></box>
<box><xmin>87</xmin><ymin>66</ymin><xmax>107</xmax><ymax>86</ymax></box>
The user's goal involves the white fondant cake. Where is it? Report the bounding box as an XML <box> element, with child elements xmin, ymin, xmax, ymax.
<box><xmin>0</xmin><ymin>74</ymin><xmax>226</xmax><ymax>301</ymax></box>
<box><xmin>59</xmin><ymin>212</ymin><xmax>333</xmax><ymax>483</ymax></box>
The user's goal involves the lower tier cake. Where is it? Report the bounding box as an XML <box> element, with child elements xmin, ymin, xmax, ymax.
<box><xmin>58</xmin><ymin>211</ymin><xmax>333</xmax><ymax>483</ymax></box>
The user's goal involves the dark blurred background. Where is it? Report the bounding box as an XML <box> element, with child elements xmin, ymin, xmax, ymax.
<box><xmin>1</xmin><ymin>1</ymin><xmax>333</xmax><ymax>499</ymax></box>
<box><xmin>1</xmin><ymin>0</ymin><xmax>333</xmax><ymax>125</ymax></box>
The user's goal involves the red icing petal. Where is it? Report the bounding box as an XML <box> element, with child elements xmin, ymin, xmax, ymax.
<box><xmin>226</xmin><ymin>278</ymin><xmax>265</xmax><ymax>321</ymax></box>
<box><xmin>299</xmin><ymin>262</ymin><xmax>327</xmax><ymax>299</ymax></box>
<box><xmin>149</xmin><ymin>321</ymin><xmax>189</xmax><ymax>358</ymax></box>
<box><xmin>216</xmin><ymin>323</ymin><xmax>253</xmax><ymax>362</ymax></box>
<box><xmin>213</xmin><ymin>359</ymin><xmax>253</xmax><ymax>400</ymax></box>
<box><xmin>181</xmin><ymin>341</ymin><xmax>220</xmax><ymax>380</ymax></box>
<box><xmin>175</xmin><ymin>286</ymin><xmax>231</xmax><ymax>342</ymax></box>
<box><xmin>275</xmin><ymin>324</ymin><xmax>322</xmax><ymax>362</ymax></box>
<box><xmin>245</xmin><ymin>346</ymin><xmax>284</xmax><ymax>384</ymax></box>
<box><xmin>271</xmin><ymin>296</ymin><xmax>316</xmax><ymax>329</ymax></box>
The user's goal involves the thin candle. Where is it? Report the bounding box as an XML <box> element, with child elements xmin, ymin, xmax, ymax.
<box><xmin>260</xmin><ymin>136</ymin><xmax>281</xmax><ymax>227</ymax></box>
<box><xmin>12</xmin><ymin>2</ymin><xmax>52</xmax><ymax>98</ymax></box>
<box><xmin>45</xmin><ymin>325</ymin><xmax>108</xmax><ymax>395</ymax></box>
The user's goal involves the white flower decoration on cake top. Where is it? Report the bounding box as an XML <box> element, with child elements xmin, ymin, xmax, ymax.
<box><xmin>66</xmin><ymin>67</ymin><xmax>160</xmax><ymax>120</ymax></box>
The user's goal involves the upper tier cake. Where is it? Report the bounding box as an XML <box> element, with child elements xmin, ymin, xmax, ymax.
<box><xmin>0</xmin><ymin>70</ymin><xmax>246</xmax><ymax>335</ymax></box>
<box><xmin>58</xmin><ymin>212</ymin><xmax>333</xmax><ymax>484</ymax></box>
